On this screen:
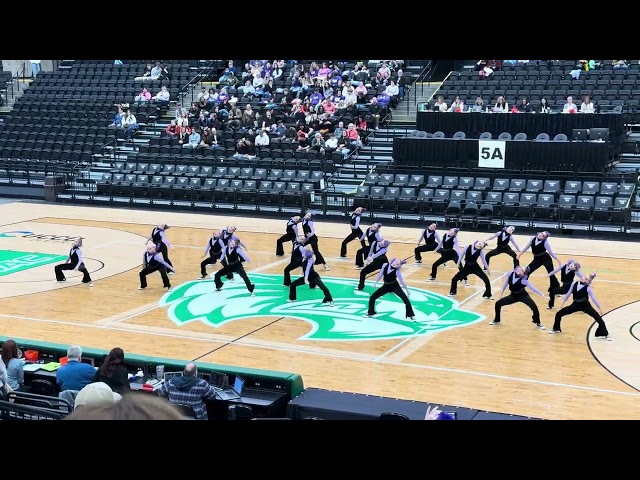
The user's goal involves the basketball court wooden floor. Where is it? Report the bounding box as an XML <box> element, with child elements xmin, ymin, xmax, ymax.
<box><xmin>0</xmin><ymin>201</ymin><xmax>638</xmax><ymax>420</ymax></box>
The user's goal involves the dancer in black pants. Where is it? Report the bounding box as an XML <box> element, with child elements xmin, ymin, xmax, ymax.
<box><xmin>302</xmin><ymin>212</ymin><xmax>330</xmax><ymax>271</ymax></box>
<box><xmin>367</xmin><ymin>258</ymin><xmax>415</xmax><ymax>321</ymax></box>
<box><xmin>429</xmin><ymin>228</ymin><xmax>461</xmax><ymax>281</ymax></box>
<box><xmin>356</xmin><ymin>239</ymin><xmax>390</xmax><ymax>290</ymax></box>
<box><xmin>214</xmin><ymin>239</ymin><xmax>255</xmax><ymax>295</ymax></box>
<box><xmin>148</xmin><ymin>223</ymin><xmax>174</xmax><ymax>271</ymax></box>
<box><xmin>549</xmin><ymin>273</ymin><xmax>609</xmax><ymax>340</ymax></box>
<box><xmin>517</xmin><ymin>231</ymin><xmax>561</xmax><ymax>292</ymax></box>
<box><xmin>54</xmin><ymin>237</ymin><xmax>93</xmax><ymax>286</ymax></box>
<box><xmin>288</xmin><ymin>247</ymin><xmax>334</xmax><ymax>306</ymax></box>
<box><xmin>199</xmin><ymin>231</ymin><xmax>223</xmax><ymax>279</ymax></box>
<box><xmin>449</xmin><ymin>241</ymin><xmax>493</xmax><ymax>299</ymax></box>
<box><xmin>276</xmin><ymin>215</ymin><xmax>301</xmax><ymax>256</ymax></box>
<box><xmin>547</xmin><ymin>259</ymin><xmax>582</xmax><ymax>309</ymax></box>
<box><xmin>219</xmin><ymin>226</ymin><xmax>248</xmax><ymax>281</ymax></box>
<box><xmin>340</xmin><ymin>207</ymin><xmax>366</xmax><ymax>258</ymax></box>
<box><xmin>139</xmin><ymin>241</ymin><xmax>175</xmax><ymax>290</ymax></box>
<box><xmin>484</xmin><ymin>225</ymin><xmax>521</xmax><ymax>269</ymax></box>
<box><xmin>283</xmin><ymin>235</ymin><xmax>308</xmax><ymax>286</ymax></box>
<box><xmin>414</xmin><ymin>222</ymin><xmax>440</xmax><ymax>264</ymax></box>
<box><xmin>490</xmin><ymin>266</ymin><xmax>546</xmax><ymax>329</ymax></box>
<box><xmin>355</xmin><ymin>222</ymin><xmax>382</xmax><ymax>269</ymax></box>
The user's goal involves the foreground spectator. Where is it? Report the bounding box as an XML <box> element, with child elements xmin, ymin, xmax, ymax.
<box><xmin>93</xmin><ymin>347</ymin><xmax>130</xmax><ymax>394</ymax></box>
<box><xmin>425</xmin><ymin>405</ymin><xmax>456</xmax><ymax>420</ymax></box>
<box><xmin>158</xmin><ymin>363</ymin><xmax>217</xmax><ymax>419</ymax></box>
<box><xmin>66</xmin><ymin>392</ymin><xmax>184</xmax><ymax>420</ymax></box>
<box><xmin>56</xmin><ymin>345</ymin><xmax>96</xmax><ymax>392</ymax></box>
<box><xmin>1</xmin><ymin>339</ymin><xmax>24</xmax><ymax>392</ymax></box>
<box><xmin>74</xmin><ymin>382</ymin><xmax>122</xmax><ymax>410</ymax></box>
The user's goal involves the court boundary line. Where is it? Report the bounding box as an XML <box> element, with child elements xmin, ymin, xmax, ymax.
<box><xmin>586</xmin><ymin>300</ymin><xmax>640</xmax><ymax>393</ymax></box>
<box><xmin>0</xmin><ymin>310</ymin><xmax>637</xmax><ymax>398</ymax></box>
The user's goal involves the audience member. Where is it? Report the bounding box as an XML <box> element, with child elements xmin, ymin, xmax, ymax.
<box><xmin>56</xmin><ymin>345</ymin><xmax>96</xmax><ymax>392</ymax></box>
<box><xmin>158</xmin><ymin>363</ymin><xmax>217</xmax><ymax>419</ymax></box>
<box><xmin>93</xmin><ymin>347</ymin><xmax>131</xmax><ymax>394</ymax></box>
<box><xmin>74</xmin><ymin>382</ymin><xmax>121</xmax><ymax>410</ymax></box>
<box><xmin>1</xmin><ymin>340</ymin><xmax>24</xmax><ymax>392</ymax></box>
<box><xmin>66</xmin><ymin>391</ymin><xmax>184</xmax><ymax>420</ymax></box>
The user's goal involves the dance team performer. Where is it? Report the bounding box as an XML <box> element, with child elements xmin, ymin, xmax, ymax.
<box><xmin>355</xmin><ymin>222</ymin><xmax>382</xmax><ymax>269</ymax></box>
<box><xmin>340</xmin><ymin>207</ymin><xmax>366</xmax><ymax>258</ymax></box>
<box><xmin>414</xmin><ymin>222</ymin><xmax>440</xmax><ymax>264</ymax></box>
<box><xmin>54</xmin><ymin>237</ymin><xmax>93</xmax><ymax>287</ymax></box>
<box><xmin>288</xmin><ymin>247</ymin><xmax>334</xmax><ymax>306</ymax></box>
<box><xmin>276</xmin><ymin>215</ymin><xmax>301</xmax><ymax>257</ymax></box>
<box><xmin>490</xmin><ymin>266</ymin><xmax>546</xmax><ymax>329</ymax></box>
<box><xmin>517</xmin><ymin>231</ymin><xmax>561</xmax><ymax>292</ymax></box>
<box><xmin>549</xmin><ymin>273</ymin><xmax>610</xmax><ymax>340</ymax></box>
<box><xmin>213</xmin><ymin>239</ymin><xmax>255</xmax><ymax>295</ymax></box>
<box><xmin>448</xmin><ymin>241</ymin><xmax>492</xmax><ymax>299</ymax></box>
<box><xmin>139</xmin><ymin>241</ymin><xmax>175</xmax><ymax>291</ymax></box>
<box><xmin>366</xmin><ymin>258</ymin><xmax>415</xmax><ymax>321</ymax></box>
<box><xmin>483</xmin><ymin>225</ymin><xmax>521</xmax><ymax>269</ymax></box>
<box><xmin>547</xmin><ymin>259</ymin><xmax>582</xmax><ymax>309</ymax></box>
<box><xmin>148</xmin><ymin>223</ymin><xmax>174</xmax><ymax>272</ymax></box>
<box><xmin>301</xmin><ymin>212</ymin><xmax>330</xmax><ymax>271</ymax></box>
<box><xmin>199</xmin><ymin>230</ymin><xmax>223</xmax><ymax>279</ymax></box>
<box><xmin>356</xmin><ymin>239</ymin><xmax>390</xmax><ymax>291</ymax></box>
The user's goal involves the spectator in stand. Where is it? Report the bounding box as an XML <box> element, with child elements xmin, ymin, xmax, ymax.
<box><xmin>580</xmin><ymin>94</ymin><xmax>595</xmax><ymax>113</ymax></box>
<box><xmin>563</xmin><ymin>95</ymin><xmax>578</xmax><ymax>113</ymax></box>
<box><xmin>433</xmin><ymin>96</ymin><xmax>448</xmax><ymax>112</ymax></box>
<box><xmin>472</xmin><ymin>96</ymin><xmax>485</xmax><ymax>111</ymax></box>
<box><xmin>164</xmin><ymin>120</ymin><xmax>180</xmax><ymax>145</ymax></box>
<box><xmin>394</xmin><ymin>69</ymin><xmax>410</xmax><ymax>100</ymax></box>
<box><xmin>110</xmin><ymin>106</ymin><xmax>124</xmax><ymax>128</ymax></box>
<box><xmin>177</xmin><ymin>123</ymin><xmax>191</xmax><ymax>145</ymax></box>
<box><xmin>356</xmin><ymin>116</ymin><xmax>369</xmax><ymax>143</ymax></box>
<box><xmin>150</xmin><ymin>62</ymin><xmax>163</xmax><ymax>79</ymax></box>
<box><xmin>93</xmin><ymin>347</ymin><xmax>130</xmax><ymax>395</ymax></box>
<box><xmin>345</xmin><ymin>123</ymin><xmax>362</xmax><ymax>150</ymax></box>
<box><xmin>613</xmin><ymin>59</ymin><xmax>628</xmax><ymax>70</ymax></box>
<box><xmin>174</xmin><ymin>103</ymin><xmax>188</xmax><ymax>122</ymax></box>
<box><xmin>272</xmin><ymin>63</ymin><xmax>283</xmax><ymax>80</ymax></box>
<box><xmin>324</xmin><ymin>133</ymin><xmax>338</xmax><ymax>155</ymax></box>
<box><xmin>197</xmin><ymin>87</ymin><xmax>209</xmax><ymax>104</ymax></box>
<box><xmin>376</xmin><ymin>91</ymin><xmax>391</xmax><ymax>108</ymax></box>
<box><xmin>539</xmin><ymin>97</ymin><xmax>552</xmax><ymax>113</ymax></box>
<box><xmin>199</xmin><ymin>126</ymin><xmax>214</xmax><ymax>149</ymax></box>
<box><xmin>354</xmin><ymin>81</ymin><xmax>368</xmax><ymax>103</ymax></box>
<box><xmin>384</xmin><ymin>80</ymin><xmax>400</xmax><ymax>108</ymax></box>
<box><xmin>121</xmin><ymin>109</ymin><xmax>139</xmax><ymax>141</ymax></box>
<box><xmin>67</xmin><ymin>390</ymin><xmax>183</xmax><ymax>420</ymax></box>
<box><xmin>255</xmin><ymin>129</ymin><xmax>270</xmax><ymax>147</ymax></box>
<box><xmin>56</xmin><ymin>345</ymin><xmax>98</xmax><ymax>392</ymax></box>
<box><xmin>220</xmin><ymin>71</ymin><xmax>238</xmax><ymax>88</ymax></box>
<box><xmin>311</xmin><ymin>132</ymin><xmax>326</xmax><ymax>154</ymax></box>
<box><xmin>378</xmin><ymin>62</ymin><xmax>391</xmax><ymax>81</ymax></box>
<box><xmin>158</xmin><ymin>363</ymin><xmax>217</xmax><ymax>420</ymax></box>
<box><xmin>492</xmin><ymin>96</ymin><xmax>508</xmax><ymax>112</ymax></box>
<box><xmin>134</xmin><ymin>62</ymin><xmax>155</xmax><ymax>81</ymax></box>
<box><xmin>448</xmin><ymin>95</ymin><xmax>465</xmax><ymax>112</ymax></box>
<box><xmin>184</xmin><ymin>127</ymin><xmax>201</xmax><ymax>149</ymax></box>
<box><xmin>134</xmin><ymin>87</ymin><xmax>151</xmax><ymax>103</ymax></box>
<box><xmin>73</xmin><ymin>382</ymin><xmax>122</xmax><ymax>410</ymax></box>
<box><xmin>516</xmin><ymin>97</ymin><xmax>532</xmax><ymax>112</ymax></box>
<box><xmin>367</xmin><ymin>96</ymin><xmax>384</xmax><ymax>129</ymax></box>
<box><xmin>152</xmin><ymin>86</ymin><xmax>170</xmax><ymax>107</ymax></box>
<box><xmin>233</xmin><ymin>138</ymin><xmax>256</xmax><ymax>159</ymax></box>
<box><xmin>209</xmin><ymin>127</ymin><xmax>225</xmax><ymax>154</ymax></box>
<box><xmin>241</xmin><ymin>80</ymin><xmax>255</xmax><ymax>98</ymax></box>
<box><xmin>1</xmin><ymin>339</ymin><xmax>24</xmax><ymax>392</ymax></box>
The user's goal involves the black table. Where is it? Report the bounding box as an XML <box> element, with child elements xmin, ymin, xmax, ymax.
<box><xmin>392</xmin><ymin>137</ymin><xmax>611</xmax><ymax>172</ymax></box>
<box><xmin>205</xmin><ymin>388</ymin><xmax>289</xmax><ymax>420</ymax></box>
<box><xmin>416</xmin><ymin>111</ymin><xmax>625</xmax><ymax>141</ymax></box>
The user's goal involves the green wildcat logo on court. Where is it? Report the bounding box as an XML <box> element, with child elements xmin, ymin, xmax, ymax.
<box><xmin>0</xmin><ymin>250</ymin><xmax>67</xmax><ymax>277</ymax></box>
<box><xmin>159</xmin><ymin>273</ymin><xmax>485</xmax><ymax>341</ymax></box>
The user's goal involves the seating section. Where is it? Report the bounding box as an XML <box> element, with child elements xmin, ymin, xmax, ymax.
<box><xmin>355</xmin><ymin>167</ymin><xmax>636</xmax><ymax>228</ymax></box>
<box><xmin>435</xmin><ymin>60</ymin><xmax>640</xmax><ymax>113</ymax></box>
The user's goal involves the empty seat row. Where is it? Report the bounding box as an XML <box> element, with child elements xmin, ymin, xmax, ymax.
<box><xmin>110</xmin><ymin>163</ymin><xmax>322</xmax><ymax>183</ymax></box>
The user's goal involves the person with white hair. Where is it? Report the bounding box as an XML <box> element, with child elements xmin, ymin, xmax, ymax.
<box><xmin>139</xmin><ymin>241</ymin><xmax>175</xmax><ymax>291</ymax></box>
<box><xmin>54</xmin><ymin>237</ymin><xmax>93</xmax><ymax>286</ymax></box>
<box><xmin>56</xmin><ymin>345</ymin><xmax>97</xmax><ymax>392</ymax></box>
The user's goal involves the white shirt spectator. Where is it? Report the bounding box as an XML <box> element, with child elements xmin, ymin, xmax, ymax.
<box><xmin>255</xmin><ymin>131</ymin><xmax>270</xmax><ymax>146</ymax></box>
<box><xmin>122</xmin><ymin>113</ymin><xmax>137</xmax><ymax>127</ymax></box>
<box><xmin>385</xmin><ymin>83</ymin><xmax>399</xmax><ymax>97</ymax></box>
<box><xmin>154</xmin><ymin>88</ymin><xmax>170</xmax><ymax>102</ymax></box>
<box><xmin>563</xmin><ymin>98</ymin><xmax>578</xmax><ymax>113</ymax></box>
<box><xmin>580</xmin><ymin>101</ymin><xmax>595</xmax><ymax>113</ymax></box>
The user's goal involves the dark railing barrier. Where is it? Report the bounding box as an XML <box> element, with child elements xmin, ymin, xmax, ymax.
<box><xmin>57</xmin><ymin>173</ymin><xmax>637</xmax><ymax>234</ymax></box>
<box><xmin>404</xmin><ymin>61</ymin><xmax>434</xmax><ymax>117</ymax></box>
